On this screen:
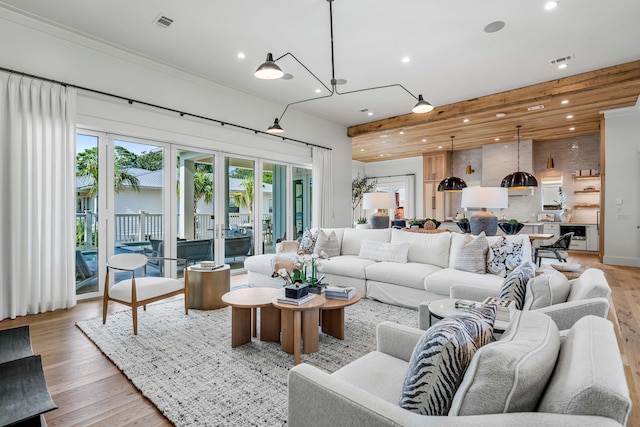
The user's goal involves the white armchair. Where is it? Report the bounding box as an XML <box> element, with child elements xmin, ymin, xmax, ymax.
<box><xmin>102</xmin><ymin>253</ymin><xmax>188</xmax><ymax>335</ymax></box>
<box><xmin>419</xmin><ymin>268</ymin><xmax>611</xmax><ymax>331</ymax></box>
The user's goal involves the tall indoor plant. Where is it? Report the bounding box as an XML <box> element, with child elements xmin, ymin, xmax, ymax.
<box><xmin>352</xmin><ymin>174</ymin><xmax>376</xmax><ymax>226</ymax></box>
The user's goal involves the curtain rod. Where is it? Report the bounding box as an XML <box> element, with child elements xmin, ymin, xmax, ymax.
<box><xmin>368</xmin><ymin>173</ymin><xmax>415</xmax><ymax>179</ymax></box>
<box><xmin>0</xmin><ymin>66</ymin><xmax>331</xmax><ymax>151</ymax></box>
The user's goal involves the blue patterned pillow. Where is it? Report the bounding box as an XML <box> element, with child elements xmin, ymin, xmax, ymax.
<box><xmin>399</xmin><ymin>305</ymin><xmax>497</xmax><ymax>415</ymax></box>
<box><xmin>497</xmin><ymin>262</ymin><xmax>536</xmax><ymax>309</ymax></box>
<box><xmin>487</xmin><ymin>237</ymin><xmax>523</xmax><ymax>278</ymax></box>
<box><xmin>298</xmin><ymin>229</ymin><xmax>318</xmax><ymax>255</ymax></box>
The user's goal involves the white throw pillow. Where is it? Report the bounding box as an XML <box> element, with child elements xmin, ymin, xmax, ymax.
<box><xmin>523</xmin><ymin>271</ymin><xmax>571</xmax><ymax>310</ymax></box>
<box><xmin>359</xmin><ymin>240</ymin><xmax>410</xmax><ymax>263</ymax></box>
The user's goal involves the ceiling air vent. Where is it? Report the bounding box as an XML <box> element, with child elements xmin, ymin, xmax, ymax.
<box><xmin>549</xmin><ymin>54</ymin><xmax>574</xmax><ymax>66</ymax></box>
<box><xmin>153</xmin><ymin>14</ymin><xmax>174</xmax><ymax>28</ymax></box>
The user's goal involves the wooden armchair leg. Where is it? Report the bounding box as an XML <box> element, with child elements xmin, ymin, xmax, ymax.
<box><xmin>132</xmin><ymin>307</ymin><xmax>138</xmax><ymax>335</ymax></box>
<box><xmin>102</xmin><ymin>298</ymin><xmax>108</xmax><ymax>324</ymax></box>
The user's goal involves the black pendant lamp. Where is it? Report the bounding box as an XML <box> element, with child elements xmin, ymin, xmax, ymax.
<box><xmin>501</xmin><ymin>125</ymin><xmax>538</xmax><ymax>189</ymax></box>
<box><xmin>438</xmin><ymin>136</ymin><xmax>467</xmax><ymax>192</ymax></box>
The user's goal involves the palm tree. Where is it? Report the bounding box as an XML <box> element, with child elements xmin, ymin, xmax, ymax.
<box><xmin>193</xmin><ymin>171</ymin><xmax>213</xmax><ymax>213</ymax></box>
<box><xmin>233</xmin><ymin>176</ymin><xmax>254</xmax><ymax>215</ymax></box>
<box><xmin>77</xmin><ymin>147</ymin><xmax>140</xmax><ymax>197</ymax></box>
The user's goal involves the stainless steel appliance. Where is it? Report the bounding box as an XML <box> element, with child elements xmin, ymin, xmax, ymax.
<box><xmin>560</xmin><ymin>225</ymin><xmax>586</xmax><ymax>240</ymax></box>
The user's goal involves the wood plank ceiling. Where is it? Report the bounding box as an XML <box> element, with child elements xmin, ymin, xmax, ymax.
<box><xmin>349</xmin><ymin>60</ymin><xmax>640</xmax><ymax>163</ymax></box>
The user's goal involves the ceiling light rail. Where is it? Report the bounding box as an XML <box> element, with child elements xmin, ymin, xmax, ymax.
<box><xmin>0</xmin><ymin>66</ymin><xmax>330</xmax><ymax>151</ymax></box>
<box><xmin>257</xmin><ymin>0</ymin><xmax>433</xmax><ymax>134</ymax></box>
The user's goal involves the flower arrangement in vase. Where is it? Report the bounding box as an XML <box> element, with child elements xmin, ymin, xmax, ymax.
<box><xmin>277</xmin><ymin>251</ymin><xmax>330</xmax><ymax>295</ymax></box>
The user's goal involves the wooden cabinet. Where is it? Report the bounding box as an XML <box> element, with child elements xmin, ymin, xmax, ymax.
<box><xmin>423</xmin><ymin>152</ymin><xmax>449</xmax><ymax>220</ymax></box>
<box><xmin>586</xmin><ymin>225</ymin><xmax>599</xmax><ymax>252</ymax></box>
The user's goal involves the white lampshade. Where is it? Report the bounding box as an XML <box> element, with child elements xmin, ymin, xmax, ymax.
<box><xmin>363</xmin><ymin>192</ymin><xmax>396</xmax><ymax>210</ymax></box>
<box><xmin>460</xmin><ymin>187</ymin><xmax>508</xmax><ymax>209</ymax></box>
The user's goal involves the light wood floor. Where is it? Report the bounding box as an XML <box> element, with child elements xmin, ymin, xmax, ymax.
<box><xmin>1</xmin><ymin>256</ymin><xmax>639</xmax><ymax>426</ymax></box>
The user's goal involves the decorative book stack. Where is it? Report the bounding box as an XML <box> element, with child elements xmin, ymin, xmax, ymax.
<box><xmin>325</xmin><ymin>286</ymin><xmax>356</xmax><ymax>300</ymax></box>
<box><xmin>276</xmin><ymin>293</ymin><xmax>316</xmax><ymax>306</ymax></box>
<box><xmin>482</xmin><ymin>297</ymin><xmax>515</xmax><ymax>322</ymax></box>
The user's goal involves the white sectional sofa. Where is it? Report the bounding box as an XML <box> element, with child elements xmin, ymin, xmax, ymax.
<box><xmin>244</xmin><ymin>228</ymin><xmax>532</xmax><ymax>309</ymax></box>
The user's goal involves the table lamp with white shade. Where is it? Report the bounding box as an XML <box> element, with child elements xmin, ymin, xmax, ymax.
<box><xmin>460</xmin><ymin>187</ymin><xmax>508</xmax><ymax>236</ymax></box>
<box><xmin>363</xmin><ymin>192</ymin><xmax>396</xmax><ymax>229</ymax></box>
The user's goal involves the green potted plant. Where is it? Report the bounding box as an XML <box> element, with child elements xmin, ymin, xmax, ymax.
<box><xmin>408</xmin><ymin>218</ymin><xmax>422</xmax><ymax>229</ymax></box>
<box><xmin>355</xmin><ymin>217</ymin><xmax>370</xmax><ymax>229</ymax></box>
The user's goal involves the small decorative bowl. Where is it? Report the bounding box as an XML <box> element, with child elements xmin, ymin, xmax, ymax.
<box><xmin>498</xmin><ymin>222</ymin><xmax>525</xmax><ymax>235</ymax></box>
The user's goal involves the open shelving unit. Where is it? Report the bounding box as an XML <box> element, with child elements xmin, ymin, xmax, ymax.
<box><xmin>572</xmin><ymin>174</ymin><xmax>600</xmax><ymax>209</ymax></box>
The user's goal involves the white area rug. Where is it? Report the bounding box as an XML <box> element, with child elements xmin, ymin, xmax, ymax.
<box><xmin>76</xmin><ymin>297</ymin><xmax>418</xmax><ymax>426</ymax></box>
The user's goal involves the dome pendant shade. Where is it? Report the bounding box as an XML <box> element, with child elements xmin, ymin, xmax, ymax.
<box><xmin>255</xmin><ymin>53</ymin><xmax>284</xmax><ymax>79</ymax></box>
<box><xmin>266</xmin><ymin>118</ymin><xmax>284</xmax><ymax>133</ymax></box>
<box><xmin>412</xmin><ymin>94</ymin><xmax>434</xmax><ymax>113</ymax></box>
<box><xmin>500</xmin><ymin>171</ymin><xmax>538</xmax><ymax>189</ymax></box>
<box><xmin>501</xmin><ymin>125</ymin><xmax>538</xmax><ymax>189</ymax></box>
<box><xmin>438</xmin><ymin>135</ymin><xmax>467</xmax><ymax>192</ymax></box>
<box><xmin>438</xmin><ymin>176</ymin><xmax>468</xmax><ymax>192</ymax></box>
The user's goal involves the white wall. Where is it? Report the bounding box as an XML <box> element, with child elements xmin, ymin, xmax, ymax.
<box><xmin>603</xmin><ymin>104</ymin><xmax>640</xmax><ymax>267</ymax></box>
<box><xmin>0</xmin><ymin>7</ymin><xmax>353</xmax><ymax>227</ymax></box>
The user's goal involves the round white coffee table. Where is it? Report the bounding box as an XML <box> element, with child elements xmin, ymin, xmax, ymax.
<box><xmin>428</xmin><ymin>298</ymin><xmax>515</xmax><ymax>334</ymax></box>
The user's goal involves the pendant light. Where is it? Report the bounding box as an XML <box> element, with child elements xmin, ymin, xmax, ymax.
<box><xmin>438</xmin><ymin>136</ymin><xmax>467</xmax><ymax>192</ymax></box>
<box><xmin>547</xmin><ymin>154</ymin><xmax>555</xmax><ymax>169</ymax></box>
<box><xmin>501</xmin><ymin>125</ymin><xmax>538</xmax><ymax>189</ymax></box>
<box><xmin>266</xmin><ymin>118</ymin><xmax>284</xmax><ymax>134</ymax></box>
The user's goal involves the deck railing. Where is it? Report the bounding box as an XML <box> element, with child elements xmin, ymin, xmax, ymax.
<box><xmin>76</xmin><ymin>211</ymin><xmax>271</xmax><ymax>249</ymax></box>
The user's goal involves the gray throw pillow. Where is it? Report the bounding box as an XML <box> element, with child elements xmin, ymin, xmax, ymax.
<box><xmin>487</xmin><ymin>237</ymin><xmax>523</xmax><ymax>278</ymax></box>
<box><xmin>497</xmin><ymin>262</ymin><xmax>536</xmax><ymax>310</ymax></box>
<box><xmin>523</xmin><ymin>271</ymin><xmax>571</xmax><ymax>310</ymax></box>
<box><xmin>313</xmin><ymin>229</ymin><xmax>341</xmax><ymax>257</ymax></box>
<box><xmin>449</xmin><ymin>311</ymin><xmax>561</xmax><ymax>415</ymax></box>
<box><xmin>399</xmin><ymin>305</ymin><xmax>496</xmax><ymax>415</ymax></box>
<box><xmin>454</xmin><ymin>232</ymin><xmax>489</xmax><ymax>274</ymax></box>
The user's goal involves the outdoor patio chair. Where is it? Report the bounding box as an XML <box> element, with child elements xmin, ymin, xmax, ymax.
<box><xmin>75</xmin><ymin>249</ymin><xmax>97</xmax><ymax>290</ymax></box>
<box><xmin>534</xmin><ymin>232</ymin><xmax>574</xmax><ymax>266</ymax></box>
<box><xmin>102</xmin><ymin>253</ymin><xmax>188</xmax><ymax>335</ymax></box>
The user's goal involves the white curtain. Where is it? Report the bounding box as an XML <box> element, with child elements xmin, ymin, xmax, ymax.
<box><xmin>404</xmin><ymin>174</ymin><xmax>416</xmax><ymax>219</ymax></box>
<box><xmin>311</xmin><ymin>146</ymin><xmax>333</xmax><ymax>228</ymax></box>
<box><xmin>0</xmin><ymin>71</ymin><xmax>77</xmax><ymax>320</ymax></box>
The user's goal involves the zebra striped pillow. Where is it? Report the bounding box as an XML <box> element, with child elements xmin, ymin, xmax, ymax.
<box><xmin>399</xmin><ymin>305</ymin><xmax>497</xmax><ymax>415</ymax></box>
<box><xmin>497</xmin><ymin>261</ymin><xmax>536</xmax><ymax>310</ymax></box>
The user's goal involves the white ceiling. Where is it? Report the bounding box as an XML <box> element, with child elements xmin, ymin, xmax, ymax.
<box><xmin>1</xmin><ymin>0</ymin><xmax>639</xmax><ymax>129</ymax></box>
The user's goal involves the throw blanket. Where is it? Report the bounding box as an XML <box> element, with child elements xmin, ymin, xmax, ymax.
<box><xmin>271</xmin><ymin>253</ymin><xmax>297</xmax><ymax>277</ymax></box>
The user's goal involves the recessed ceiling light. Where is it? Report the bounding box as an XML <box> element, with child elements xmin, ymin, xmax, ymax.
<box><xmin>496</xmin><ymin>112</ymin><xmax>506</xmax><ymax>118</ymax></box>
<box><xmin>380</xmin><ymin>154</ymin><xmax>384</xmax><ymax>157</ymax></box>
<box><xmin>484</xmin><ymin>21</ymin><xmax>505</xmax><ymax>33</ymax></box>
<box><xmin>402</xmin><ymin>57</ymin><xmax>411</xmax><ymax>63</ymax></box>
<box><xmin>315</xmin><ymin>88</ymin><xmax>321</xmax><ymax>93</ymax></box>
<box><xmin>566</xmin><ymin>114</ymin><xmax>573</xmax><ymax>119</ymax></box>
<box><xmin>399</xmin><ymin>131</ymin><xmax>404</xmax><ymax>135</ymax></box>
<box><xmin>360</xmin><ymin>148</ymin><xmax>365</xmax><ymax>152</ymax></box>
<box><xmin>545</xmin><ymin>1</ymin><xmax>559</xmax><ymax>11</ymax></box>
<box><xmin>558</xmin><ymin>63</ymin><xmax>568</xmax><ymax>69</ymax></box>
<box><xmin>237</xmin><ymin>52</ymin><xmax>246</xmax><ymax>59</ymax></box>
<box><xmin>569</xmin><ymin>127</ymin><xmax>575</xmax><ymax>131</ymax></box>
<box><xmin>368</xmin><ymin>112</ymin><xmax>373</xmax><ymax>116</ymax></box>
<box><xmin>438</xmin><ymin>145</ymin><xmax>443</xmax><ymax>149</ymax></box>
<box><xmin>422</xmin><ymin>138</ymin><xmax>427</xmax><ymax>142</ymax></box>
<box><xmin>495</xmin><ymin>138</ymin><xmax>500</xmax><ymax>141</ymax></box>
<box><xmin>561</xmin><ymin>99</ymin><xmax>569</xmax><ymax>104</ymax></box>
<box><xmin>463</xmin><ymin>118</ymin><xmax>470</xmax><ymax>123</ymax></box>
